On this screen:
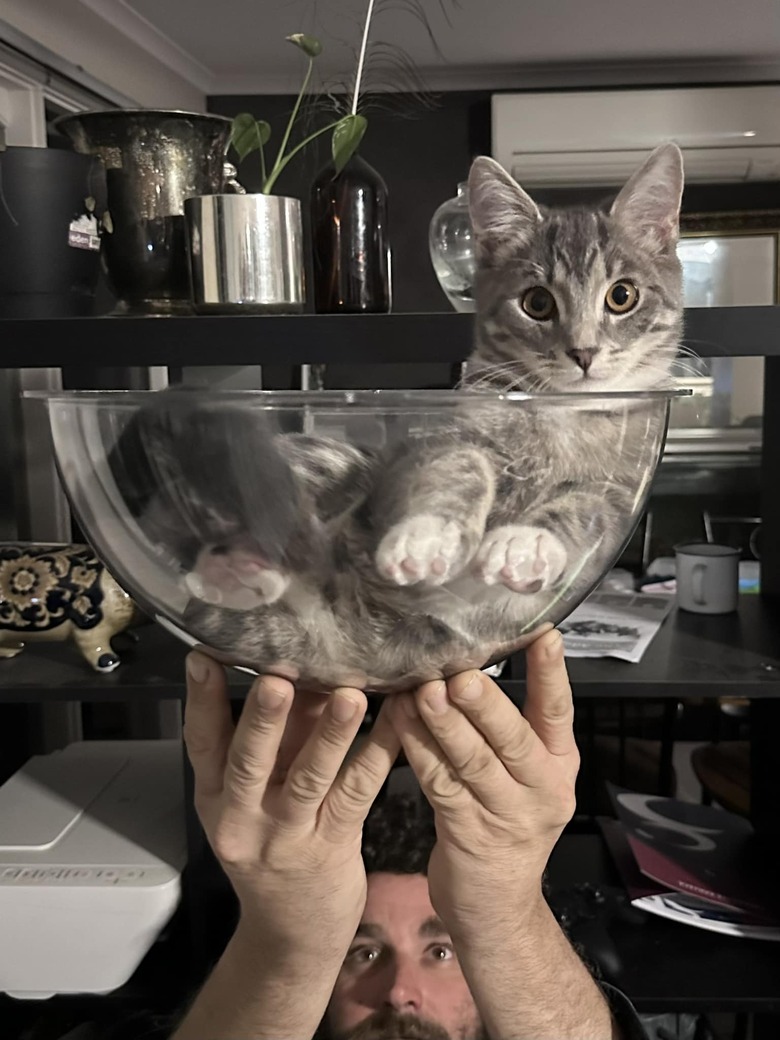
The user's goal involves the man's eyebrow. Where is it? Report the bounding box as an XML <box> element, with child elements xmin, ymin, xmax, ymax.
<box><xmin>353</xmin><ymin>917</ymin><xmax>450</xmax><ymax>941</ymax></box>
<box><xmin>419</xmin><ymin>915</ymin><xmax>450</xmax><ymax>938</ymax></box>
<box><xmin>354</xmin><ymin>923</ymin><xmax>384</xmax><ymax>940</ymax></box>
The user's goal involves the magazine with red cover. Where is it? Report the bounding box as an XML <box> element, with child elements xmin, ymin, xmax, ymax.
<box><xmin>599</xmin><ymin>814</ymin><xmax>780</xmax><ymax>939</ymax></box>
<box><xmin>606</xmin><ymin>783</ymin><xmax>780</xmax><ymax>924</ymax></box>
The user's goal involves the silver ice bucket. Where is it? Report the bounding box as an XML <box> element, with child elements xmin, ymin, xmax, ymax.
<box><xmin>184</xmin><ymin>194</ymin><xmax>305</xmax><ymax>313</ymax></box>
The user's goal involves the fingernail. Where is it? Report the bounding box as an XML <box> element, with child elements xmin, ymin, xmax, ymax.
<box><xmin>545</xmin><ymin>632</ymin><xmax>564</xmax><ymax>660</ymax></box>
<box><xmin>255</xmin><ymin>677</ymin><xmax>288</xmax><ymax>711</ymax></box>
<box><xmin>186</xmin><ymin>653</ymin><xmax>209</xmax><ymax>685</ymax></box>
<box><xmin>331</xmin><ymin>691</ymin><xmax>359</xmax><ymax>722</ymax></box>
<box><xmin>451</xmin><ymin>672</ymin><xmax>482</xmax><ymax>701</ymax></box>
<box><xmin>424</xmin><ymin>681</ymin><xmax>449</xmax><ymax>715</ymax></box>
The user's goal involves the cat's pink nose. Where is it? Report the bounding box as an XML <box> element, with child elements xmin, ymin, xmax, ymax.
<box><xmin>568</xmin><ymin>348</ymin><xmax>596</xmax><ymax>374</ymax></box>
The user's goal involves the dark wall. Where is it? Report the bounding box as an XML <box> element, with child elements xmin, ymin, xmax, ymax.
<box><xmin>208</xmin><ymin>88</ymin><xmax>780</xmax><ymax>314</ymax></box>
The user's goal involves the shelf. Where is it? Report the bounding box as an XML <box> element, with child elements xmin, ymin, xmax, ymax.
<box><xmin>548</xmin><ymin>831</ymin><xmax>780</xmax><ymax>1014</ymax></box>
<box><xmin>0</xmin><ymin>306</ymin><xmax>778</xmax><ymax>368</ymax></box>
<box><xmin>1</xmin><ymin>597</ymin><xmax>779</xmax><ymax>703</ymax></box>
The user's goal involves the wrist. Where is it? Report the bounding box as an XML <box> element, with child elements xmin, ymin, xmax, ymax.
<box><xmin>232</xmin><ymin>913</ymin><xmax>353</xmax><ymax>972</ymax></box>
<box><xmin>442</xmin><ymin>883</ymin><xmax>549</xmax><ymax>946</ymax></box>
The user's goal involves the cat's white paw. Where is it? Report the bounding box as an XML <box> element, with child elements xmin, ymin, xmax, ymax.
<box><xmin>474</xmin><ymin>525</ymin><xmax>567</xmax><ymax>593</ymax></box>
<box><xmin>183</xmin><ymin>544</ymin><xmax>290</xmax><ymax>610</ymax></box>
<box><xmin>376</xmin><ymin>514</ymin><xmax>468</xmax><ymax>586</ymax></box>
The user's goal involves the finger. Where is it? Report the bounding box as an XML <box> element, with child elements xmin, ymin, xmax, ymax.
<box><xmin>183</xmin><ymin>652</ymin><xmax>234</xmax><ymax>800</ymax></box>
<box><xmin>271</xmin><ymin>689</ymin><xmax>330</xmax><ymax>784</ymax></box>
<box><xmin>389</xmin><ymin>693</ymin><xmax>471</xmax><ymax>818</ymax></box>
<box><xmin>223</xmin><ymin>674</ymin><xmax>294</xmax><ymax>812</ymax></box>
<box><xmin>279</xmin><ymin>688</ymin><xmax>368</xmax><ymax>825</ymax></box>
<box><xmin>322</xmin><ymin>698</ymin><xmax>402</xmax><ymax>840</ymax></box>
<box><xmin>522</xmin><ymin>629</ymin><xmax>578</xmax><ymax>759</ymax></box>
<box><xmin>441</xmin><ymin>670</ymin><xmax>553</xmax><ymax>789</ymax></box>
<box><xmin>410</xmin><ymin>677</ymin><xmax>528</xmax><ymax>813</ymax></box>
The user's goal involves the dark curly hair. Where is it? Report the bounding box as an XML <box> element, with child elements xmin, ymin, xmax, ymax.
<box><xmin>361</xmin><ymin>792</ymin><xmax>437</xmax><ymax>875</ymax></box>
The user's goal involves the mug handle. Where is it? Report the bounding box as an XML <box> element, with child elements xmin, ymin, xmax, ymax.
<box><xmin>692</xmin><ymin>563</ymin><xmax>707</xmax><ymax>605</ymax></box>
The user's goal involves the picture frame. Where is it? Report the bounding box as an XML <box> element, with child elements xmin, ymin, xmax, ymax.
<box><xmin>678</xmin><ymin>210</ymin><xmax>780</xmax><ymax>307</ymax></box>
<box><xmin>665</xmin><ymin>211</ymin><xmax>778</xmax><ymax>436</ymax></box>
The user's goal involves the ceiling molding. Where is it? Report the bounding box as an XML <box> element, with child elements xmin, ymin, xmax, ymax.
<box><xmin>210</xmin><ymin>58</ymin><xmax>780</xmax><ymax>98</ymax></box>
<box><xmin>76</xmin><ymin>0</ymin><xmax>216</xmax><ymax>92</ymax></box>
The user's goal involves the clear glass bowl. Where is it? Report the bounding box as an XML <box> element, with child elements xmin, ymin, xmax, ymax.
<box><xmin>34</xmin><ymin>388</ymin><xmax>685</xmax><ymax>693</ymax></box>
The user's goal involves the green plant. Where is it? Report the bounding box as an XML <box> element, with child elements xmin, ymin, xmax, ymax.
<box><xmin>230</xmin><ymin>33</ymin><xmax>367</xmax><ymax>193</ymax></box>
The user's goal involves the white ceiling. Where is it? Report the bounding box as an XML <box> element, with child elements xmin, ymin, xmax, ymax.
<box><xmin>80</xmin><ymin>0</ymin><xmax>780</xmax><ymax>94</ymax></box>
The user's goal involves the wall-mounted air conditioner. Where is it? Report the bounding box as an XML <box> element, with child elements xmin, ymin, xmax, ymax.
<box><xmin>491</xmin><ymin>85</ymin><xmax>780</xmax><ymax>187</ymax></box>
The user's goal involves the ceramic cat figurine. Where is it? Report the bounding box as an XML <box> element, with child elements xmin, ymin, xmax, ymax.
<box><xmin>111</xmin><ymin>143</ymin><xmax>684</xmax><ymax>691</ymax></box>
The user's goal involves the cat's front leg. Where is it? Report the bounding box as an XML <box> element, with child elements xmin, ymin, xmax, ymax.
<box><xmin>475</xmin><ymin>484</ymin><xmax>632</xmax><ymax>594</ymax></box>
<box><xmin>374</xmin><ymin>448</ymin><xmax>496</xmax><ymax>586</ymax></box>
<box><xmin>474</xmin><ymin>525</ymin><xmax>567</xmax><ymax>593</ymax></box>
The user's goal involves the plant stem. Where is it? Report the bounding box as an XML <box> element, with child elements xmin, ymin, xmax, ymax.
<box><xmin>351</xmin><ymin>0</ymin><xmax>376</xmax><ymax>116</ymax></box>
<box><xmin>262</xmin><ymin>120</ymin><xmax>344</xmax><ymax>193</ymax></box>
<box><xmin>268</xmin><ymin>56</ymin><xmax>314</xmax><ymax>188</ymax></box>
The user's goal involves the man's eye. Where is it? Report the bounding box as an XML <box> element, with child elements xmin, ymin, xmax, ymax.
<box><xmin>348</xmin><ymin>946</ymin><xmax>379</xmax><ymax>963</ymax></box>
<box><xmin>429</xmin><ymin>943</ymin><xmax>454</xmax><ymax>961</ymax></box>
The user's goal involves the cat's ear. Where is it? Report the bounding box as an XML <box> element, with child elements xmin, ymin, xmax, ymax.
<box><xmin>610</xmin><ymin>143</ymin><xmax>684</xmax><ymax>255</ymax></box>
<box><xmin>468</xmin><ymin>156</ymin><xmax>541</xmax><ymax>258</ymax></box>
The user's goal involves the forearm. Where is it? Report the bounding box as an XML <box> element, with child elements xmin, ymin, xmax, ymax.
<box><xmin>450</xmin><ymin>895</ymin><xmax>621</xmax><ymax>1040</ymax></box>
<box><xmin>170</xmin><ymin>921</ymin><xmax>343</xmax><ymax>1040</ymax></box>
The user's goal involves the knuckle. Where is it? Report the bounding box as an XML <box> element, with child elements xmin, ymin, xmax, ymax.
<box><xmin>182</xmin><ymin>724</ymin><xmax>213</xmax><ymax>758</ymax></box>
<box><xmin>226</xmin><ymin>747</ymin><xmax>265</xmax><ymax>790</ymax></box>
<box><xmin>286</xmin><ymin>761</ymin><xmax>331</xmax><ymax>802</ymax></box>
<box><xmin>426</xmin><ymin>763</ymin><xmax>463</xmax><ymax>807</ymax></box>
<box><xmin>503</xmin><ymin>719</ymin><xmax>537</xmax><ymax>763</ymax></box>
<box><xmin>456</xmin><ymin>746</ymin><xmax>496</xmax><ymax>788</ymax></box>
<box><xmin>333</xmin><ymin>769</ymin><xmax>375</xmax><ymax>810</ymax></box>
<box><xmin>211</xmin><ymin>822</ymin><xmax>249</xmax><ymax>868</ymax></box>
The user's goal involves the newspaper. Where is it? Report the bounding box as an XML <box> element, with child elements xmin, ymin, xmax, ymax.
<box><xmin>559</xmin><ymin>590</ymin><xmax>675</xmax><ymax>663</ymax></box>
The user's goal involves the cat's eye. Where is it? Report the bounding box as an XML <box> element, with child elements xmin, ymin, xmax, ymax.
<box><xmin>605</xmin><ymin>281</ymin><xmax>639</xmax><ymax>314</ymax></box>
<box><xmin>521</xmin><ymin>287</ymin><xmax>556</xmax><ymax>321</ymax></box>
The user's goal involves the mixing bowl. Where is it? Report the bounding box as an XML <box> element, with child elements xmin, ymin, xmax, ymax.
<box><xmin>35</xmin><ymin>388</ymin><xmax>685</xmax><ymax>693</ymax></box>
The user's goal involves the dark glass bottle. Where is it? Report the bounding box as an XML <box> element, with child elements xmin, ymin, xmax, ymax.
<box><xmin>310</xmin><ymin>154</ymin><xmax>391</xmax><ymax>313</ymax></box>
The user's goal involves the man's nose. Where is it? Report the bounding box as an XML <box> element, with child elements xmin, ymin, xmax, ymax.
<box><xmin>383</xmin><ymin>956</ymin><xmax>423</xmax><ymax>1012</ymax></box>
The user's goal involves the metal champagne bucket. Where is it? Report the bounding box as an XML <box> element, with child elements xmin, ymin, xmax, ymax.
<box><xmin>184</xmin><ymin>194</ymin><xmax>305</xmax><ymax>313</ymax></box>
<box><xmin>55</xmin><ymin>110</ymin><xmax>233</xmax><ymax>315</ymax></box>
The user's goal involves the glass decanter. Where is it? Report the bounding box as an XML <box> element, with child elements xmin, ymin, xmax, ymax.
<box><xmin>428</xmin><ymin>181</ymin><xmax>476</xmax><ymax>313</ymax></box>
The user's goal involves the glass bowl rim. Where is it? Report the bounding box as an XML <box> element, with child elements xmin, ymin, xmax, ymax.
<box><xmin>25</xmin><ymin>387</ymin><xmax>693</xmax><ymax>408</ymax></box>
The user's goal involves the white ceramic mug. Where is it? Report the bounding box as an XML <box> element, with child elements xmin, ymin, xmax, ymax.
<box><xmin>675</xmin><ymin>543</ymin><xmax>740</xmax><ymax>614</ymax></box>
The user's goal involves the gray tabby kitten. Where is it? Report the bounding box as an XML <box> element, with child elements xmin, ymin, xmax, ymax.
<box><xmin>117</xmin><ymin>144</ymin><xmax>684</xmax><ymax>692</ymax></box>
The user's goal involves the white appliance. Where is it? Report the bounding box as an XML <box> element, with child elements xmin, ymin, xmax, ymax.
<box><xmin>491</xmin><ymin>85</ymin><xmax>780</xmax><ymax>187</ymax></box>
<box><xmin>0</xmin><ymin>739</ymin><xmax>186</xmax><ymax>999</ymax></box>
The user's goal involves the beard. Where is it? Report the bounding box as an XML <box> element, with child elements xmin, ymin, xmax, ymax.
<box><xmin>314</xmin><ymin>1006</ymin><xmax>488</xmax><ymax>1040</ymax></box>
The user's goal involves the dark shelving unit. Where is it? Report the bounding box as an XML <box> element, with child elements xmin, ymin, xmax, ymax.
<box><xmin>0</xmin><ymin>597</ymin><xmax>779</xmax><ymax>703</ymax></box>
<box><xmin>2</xmin><ymin>308</ymin><xmax>780</xmax><ymax>1028</ymax></box>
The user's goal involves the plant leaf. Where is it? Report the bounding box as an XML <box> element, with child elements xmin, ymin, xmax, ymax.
<box><xmin>332</xmin><ymin>114</ymin><xmax>367</xmax><ymax>174</ymax></box>
<box><xmin>230</xmin><ymin>114</ymin><xmax>271</xmax><ymax>162</ymax></box>
<box><xmin>286</xmin><ymin>33</ymin><xmax>323</xmax><ymax>58</ymax></box>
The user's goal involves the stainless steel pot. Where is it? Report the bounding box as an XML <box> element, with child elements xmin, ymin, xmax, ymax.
<box><xmin>184</xmin><ymin>193</ymin><xmax>305</xmax><ymax>314</ymax></box>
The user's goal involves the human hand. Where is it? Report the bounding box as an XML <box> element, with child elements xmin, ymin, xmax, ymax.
<box><xmin>389</xmin><ymin>629</ymin><xmax>579</xmax><ymax>936</ymax></box>
<box><xmin>183</xmin><ymin>652</ymin><xmax>401</xmax><ymax>960</ymax></box>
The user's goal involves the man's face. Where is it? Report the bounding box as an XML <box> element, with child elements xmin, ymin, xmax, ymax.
<box><xmin>323</xmin><ymin>872</ymin><xmax>486</xmax><ymax>1040</ymax></box>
